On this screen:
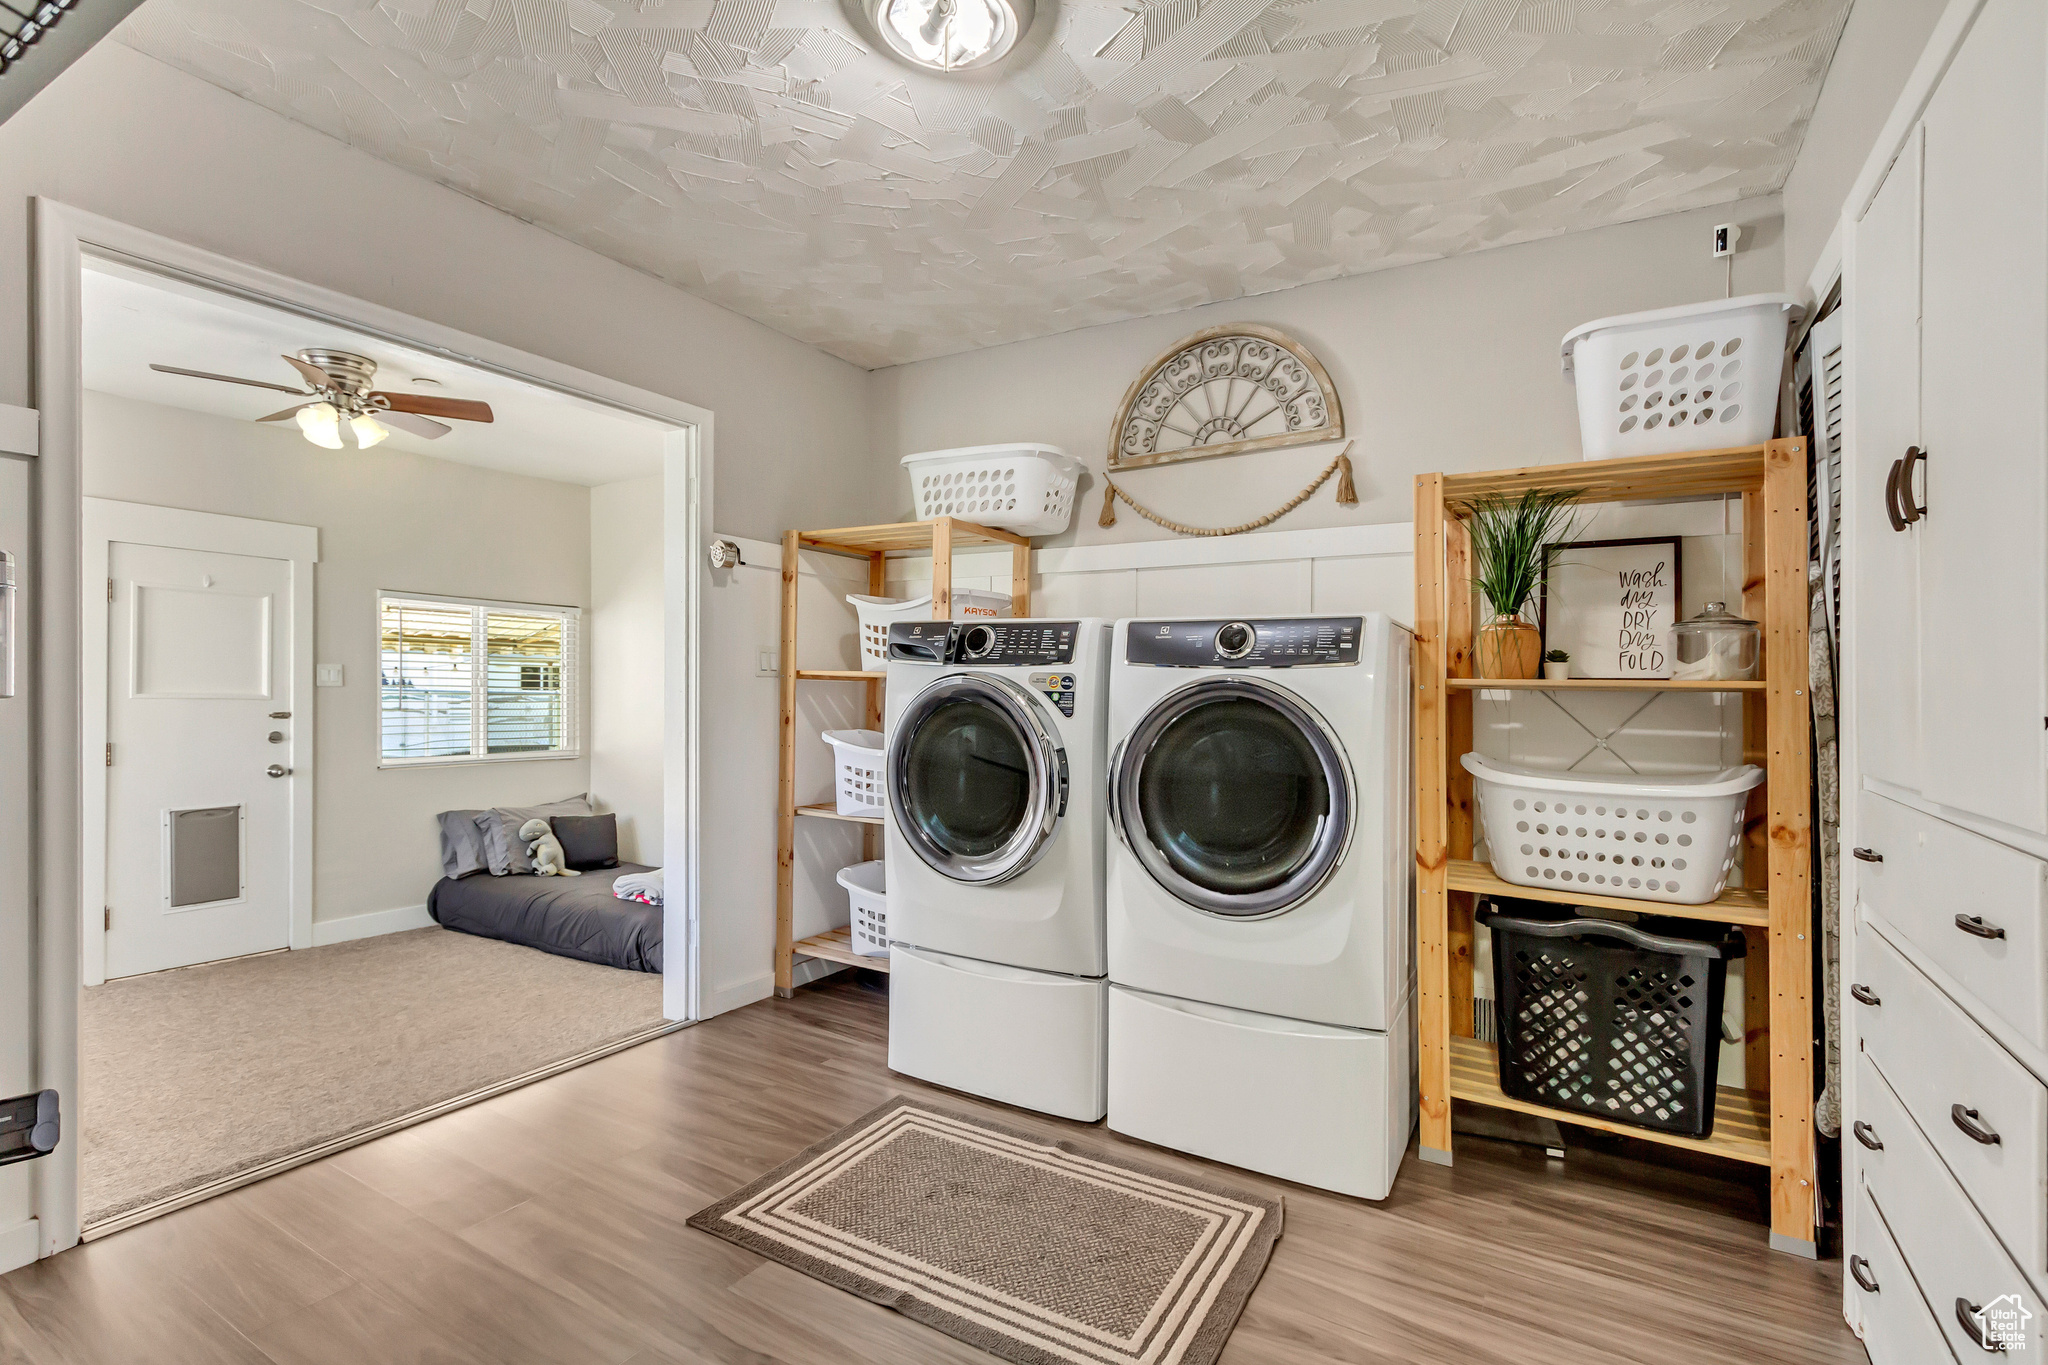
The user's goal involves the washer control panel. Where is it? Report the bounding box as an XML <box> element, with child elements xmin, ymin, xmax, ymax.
<box><xmin>1126</xmin><ymin>617</ymin><xmax>1362</xmax><ymax>667</ymax></box>
<box><xmin>888</xmin><ymin>620</ymin><xmax>1080</xmax><ymax>666</ymax></box>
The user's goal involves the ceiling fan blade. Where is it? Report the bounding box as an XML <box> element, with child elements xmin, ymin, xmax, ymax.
<box><xmin>282</xmin><ymin>354</ymin><xmax>333</xmax><ymax>390</ymax></box>
<box><xmin>372</xmin><ymin>392</ymin><xmax>494</xmax><ymax>424</ymax></box>
<box><xmin>255</xmin><ymin>403</ymin><xmax>316</xmax><ymax>422</ymax></box>
<box><xmin>375</xmin><ymin>409</ymin><xmax>452</xmax><ymax>440</ymax></box>
<box><xmin>151</xmin><ymin>363</ymin><xmax>310</xmax><ymax>397</ymax></box>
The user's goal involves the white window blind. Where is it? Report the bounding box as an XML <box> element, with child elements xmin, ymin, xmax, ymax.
<box><xmin>379</xmin><ymin>593</ymin><xmax>580</xmax><ymax>765</ymax></box>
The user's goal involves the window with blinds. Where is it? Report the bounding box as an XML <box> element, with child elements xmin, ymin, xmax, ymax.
<box><xmin>379</xmin><ymin>593</ymin><xmax>580</xmax><ymax>764</ymax></box>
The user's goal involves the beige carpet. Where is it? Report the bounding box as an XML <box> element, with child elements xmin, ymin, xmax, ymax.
<box><xmin>690</xmin><ymin>1098</ymin><xmax>1284</xmax><ymax>1365</ymax></box>
<box><xmin>82</xmin><ymin>926</ymin><xmax>666</xmax><ymax>1227</ymax></box>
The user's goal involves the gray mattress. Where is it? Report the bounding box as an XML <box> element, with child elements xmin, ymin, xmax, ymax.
<box><xmin>428</xmin><ymin>863</ymin><xmax>662</xmax><ymax>973</ymax></box>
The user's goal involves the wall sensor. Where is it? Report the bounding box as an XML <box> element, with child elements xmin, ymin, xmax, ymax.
<box><xmin>1713</xmin><ymin>223</ymin><xmax>1742</xmax><ymax>258</ymax></box>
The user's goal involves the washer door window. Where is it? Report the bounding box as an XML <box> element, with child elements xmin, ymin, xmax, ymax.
<box><xmin>890</xmin><ymin>675</ymin><xmax>1066</xmax><ymax>884</ymax></box>
<box><xmin>1114</xmin><ymin>678</ymin><xmax>1352</xmax><ymax>917</ymax></box>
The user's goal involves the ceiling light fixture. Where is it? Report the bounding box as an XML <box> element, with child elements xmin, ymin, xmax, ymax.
<box><xmin>866</xmin><ymin>0</ymin><xmax>1026</xmax><ymax>71</ymax></box>
<box><xmin>350</xmin><ymin>414</ymin><xmax>390</xmax><ymax>448</ymax></box>
<box><xmin>295</xmin><ymin>401</ymin><xmax>344</xmax><ymax>450</ymax></box>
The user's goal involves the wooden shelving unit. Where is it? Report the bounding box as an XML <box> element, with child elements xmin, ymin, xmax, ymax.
<box><xmin>1414</xmin><ymin>440</ymin><xmax>1817</xmax><ymax>1257</ymax></box>
<box><xmin>776</xmin><ymin>517</ymin><xmax>1032</xmax><ymax>995</ymax></box>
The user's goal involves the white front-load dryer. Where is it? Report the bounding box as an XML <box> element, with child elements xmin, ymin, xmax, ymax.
<box><xmin>1106</xmin><ymin>615</ymin><xmax>1414</xmax><ymax>1197</ymax></box>
<box><xmin>884</xmin><ymin>618</ymin><xmax>1109</xmax><ymax>1121</ymax></box>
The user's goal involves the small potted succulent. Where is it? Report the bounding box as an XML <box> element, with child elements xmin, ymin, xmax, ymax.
<box><xmin>1462</xmin><ymin>489</ymin><xmax>1583</xmax><ymax>680</ymax></box>
<box><xmin>1543</xmin><ymin>648</ymin><xmax>1571</xmax><ymax>682</ymax></box>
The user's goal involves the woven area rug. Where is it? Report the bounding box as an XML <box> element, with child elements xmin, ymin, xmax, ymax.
<box><xmin>688</xmin><ymin>1097</ymin><xmax>1283</xmax><ymax>1365</ymax></box>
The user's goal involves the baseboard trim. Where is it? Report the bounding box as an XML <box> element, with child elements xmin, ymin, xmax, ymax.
<box><xmin>80</xmin><ymin>1018</ymin><xmax>689</xmax><ymax>1241</ymax></box>
<box><xmin>704</xmin><ymin>957</ymin><xmax>851</xmax><ymax>1018</ymax></box>
<box><xmin>310</xmin><ymin>904</ymin><xmax>435</xmax><ymax>946</ymax></box>
<box><xmin>0</xmin><ymin>1218</ymin><xmax>39</xmax><ymax>1273</ymax></box>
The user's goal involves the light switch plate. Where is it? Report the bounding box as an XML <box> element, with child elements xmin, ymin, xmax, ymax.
<box><xmin>758</xmin><ymin>651</ymin><xmax>779</xmax><ymax>677</ymax></box>
<box><xmin>316</xmin><ymin>664</ymin><xmax>345</xmax><ymax>687</ymax></box>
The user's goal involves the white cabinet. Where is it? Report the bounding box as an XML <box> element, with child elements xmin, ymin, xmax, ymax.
<box><xmin>1843</xmin><ymin>0</ymin><xmax>2048</xmax><ymax>1358</ymax></box>
<box><xmin>1914</xmin><ymin>0</ymin><xmax>2048</xmax><ymax>836</ymax></box>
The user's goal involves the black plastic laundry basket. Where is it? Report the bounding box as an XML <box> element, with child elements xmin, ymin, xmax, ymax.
<box><xmin>1477</xmin><ymin>901</ymin><xmax>1746</xmax><ymax>1139</ymax></box>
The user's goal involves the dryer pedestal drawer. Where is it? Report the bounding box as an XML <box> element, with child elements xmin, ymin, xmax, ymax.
<box><xmin>1854</xmin><ymin>920</ymin><xmax>2048</xmax><ymax>1281</ymax></box>
<box><xmin>1850</xmin><ymin>1179</ymin><xmax>1959</xmax><ymax>1364</ymax></box>
<box><xmin>1856</xmin><ymin>1051</ymin><xmax>2044</xmax><ymax>1355</ymax></box>
<box><xmin>1108</xmin><ymin>984</ymin><xmax>1411</xmax><ymax>1200</ymax></box>
<box><xmin>888</xmin><ymin>945</ymin><xmax>1107</xmax><ymax>1122</ymax></box>
<box><xmin>1858</xmin><ymin>791</ymin><xmax>2048</xmax><ymax>1052</ymax></box>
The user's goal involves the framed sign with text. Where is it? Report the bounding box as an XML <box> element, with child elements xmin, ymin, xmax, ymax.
<box><xmin>1539</xmin><ymin>536</ymin><xmax>1683</xmax><ymax>679</ymax></box>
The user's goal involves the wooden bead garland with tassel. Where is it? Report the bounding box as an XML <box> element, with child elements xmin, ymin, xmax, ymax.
<box><xmin>1098</xmin><ymin>440</ymin><xmax>1359</xmax><ymax>537</ymax></box>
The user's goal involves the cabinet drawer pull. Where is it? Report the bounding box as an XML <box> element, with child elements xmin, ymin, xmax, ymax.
<box><xmin>1956</xmin><ymin>914</ymin><xmax>2008</xmax><ymax>941</ymax></box>
<box><xmin>1958</xmin><ymin>1298</ymin><xmax>2009</xmax><ymax>1353</ymax></box>
<box><xmin>1852</xmin><ymin>1120</ymin><xmax>1883</xmax><ymax>1151</ymax></box>
<box><xmin>1849</xmin><ymin>1255</ymin><xmax>1879</xmax><ymax>1293</ymax></box>
<box><xmin>1885</xmin><ymin>458</ymin><xmax>1909</xmax><ymax>533</ymax></box>
<box><xmin>1900</xmin><ymin>446</ymin><xmax>1927</xmax><ymax>524</ymax></box>
<box><xmin>1851</xmin><ymin>847</ymin><xmax>1883</xmax><ymax>863</ymax></box>
<box><xmin>1952</xmin><ymin>1105</ymin><xmax>2003</xmax><ymax>1146</ymax></box>
<box><xmin>1851</xmin><ymin>983</ymin><xmax>1882</xmax><ymax>1006</ymax></box>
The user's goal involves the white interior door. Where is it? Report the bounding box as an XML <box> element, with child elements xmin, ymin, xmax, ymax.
<box><xmin>105</xmin><ymin>541</ymin><xmax>294</xmax><ymax>977</ymax></box>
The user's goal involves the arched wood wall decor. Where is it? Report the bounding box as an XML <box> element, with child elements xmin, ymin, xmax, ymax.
<box><xmin>1108</xmin><ymin>324</ymin><xmax>1344</xmax><ymax>471</ymax></box>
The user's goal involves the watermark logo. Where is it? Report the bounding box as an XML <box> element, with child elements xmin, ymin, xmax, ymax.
<box><xmin>1972</xmin><ymin>1295</ymin><xmax>2031</xmax><ymax>1352</ymax></box>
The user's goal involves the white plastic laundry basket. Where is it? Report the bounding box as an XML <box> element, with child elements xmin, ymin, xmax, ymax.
<box><xmin>836</xmin><ymin>859</ymin><xmax>888</xmax><ymax>957</ymax></box>
<box><xmin>1561</xmin><ymin>294</ymin><xmax>1800</xmax><ymax>460</ymax></box>
<box><xmin>847</xmin><ymin>592</ymin><xmax>1012</xmax><ymax>671</ymax></box>
<box><xmin>903</xmin><ymin>444</ymin><xmax>1083</xmax><ymax>537</ymax></box>
<box><xmin>824</xmin><ymin>729</ymin><xmax>886</xmax><ymax>817</ymax></box>
<box><xmin>1461</xmin><ymin>753</ymin><xmax>1764</xmax><ymax>905</ymax></box>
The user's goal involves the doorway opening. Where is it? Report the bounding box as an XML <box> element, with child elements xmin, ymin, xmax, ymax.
<box><xmin>38</xmin><ymin>204</ymin><xmax>707</xmax><ymax>1245</ymax></box>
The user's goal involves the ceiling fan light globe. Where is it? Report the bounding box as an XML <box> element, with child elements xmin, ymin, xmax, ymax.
<box><xmin>350</xmin><ymin>414</ymin><xmax>390</xmax><ymax>448</ymax></box>
<box><xmin>871</xmin><ymin>0</ymin><xmax>1017</xmax><ymax>70</ymax></box>
<box><xmin>295</xmin><ymin>401</ymin><xmax>344</xmax><ymax>450</ymax></box>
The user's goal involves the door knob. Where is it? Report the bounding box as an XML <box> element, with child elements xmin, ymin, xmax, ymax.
<box><xmin>265</xmin><ymin>764</ymin><xmax>291</xmax><ymax>778</ymax></box>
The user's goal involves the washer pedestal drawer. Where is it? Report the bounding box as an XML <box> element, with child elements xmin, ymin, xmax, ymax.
<box><xmin>888</xmin><ymin>944</ymin><xmax>1107</xmax><ymax>1123</ymax></box>
<box><xmin>1108</xmin><ymin>983</ymin><xmax>1412</xmax><ymax>1199</ymax></box>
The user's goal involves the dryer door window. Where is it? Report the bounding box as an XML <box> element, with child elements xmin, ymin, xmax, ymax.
<box><xmin>1114</xmin><ymin>677</ymin><xmax>1352</xmax><ymax>917</ymax></box>
<box><xmin>889</xmin><ymin>675</ymin><xmax>1066</xmax><ymax>885</ymax></box>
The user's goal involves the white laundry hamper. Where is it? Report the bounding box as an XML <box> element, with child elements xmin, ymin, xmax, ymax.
<box><xmin>903</xmin><ymin>444</ymin><xmax>1082</xmax><ymax>537</ymax></box>
<box><xmin>1461</xmin><ymin>753</ymin><xmax>1764</xmax><ymax>906</ymax></box>
<box><xmin>836</xmin><ymin>859</ymin><xmax>889</xmax><ymax>957</ymax></box>
<box><xmin>847</xmin><ymin>591</ymin><xmax>1012</xmax><ymax>671</ymax></box>
<box><xmin>823</xmin><ymin>729</ymin><xmax>886</xmax><ymax>817</ymax></box>
<box><xmin>1561</xmin><ymin>294</ymin><xmax>1800</xmax><ymax>460</ymax></box>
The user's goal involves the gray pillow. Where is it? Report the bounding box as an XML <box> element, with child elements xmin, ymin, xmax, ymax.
<box><xmin>436</xmin><ymin>809</ymin><xmax>491</xmax><ymax>879</ymax></box>
<box><xmin>475</xmin><ymin>794</ymin><xmax>593</xmax><ymax>875</ymax></box>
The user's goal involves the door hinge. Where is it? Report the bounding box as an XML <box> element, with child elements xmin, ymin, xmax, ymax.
<box><xmin>103</xmin><ymin>905</ymin><xmax>110</xmax><ymax>932</ymax></box>
<box><xmin>107</xmin><ymin>577</ymin><xmax>114</xmax><ymax>602</ymax></box>
<box><xmin>105</xmin><ymin>742</ymin><xmax>112</xmax><ymax>767</ymax></box>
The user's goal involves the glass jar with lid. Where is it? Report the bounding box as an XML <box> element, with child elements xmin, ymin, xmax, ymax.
<box><xmin>1669</xmin><ymin>602</ymin><xmax>1761</xmax><ymax>681</ymax></box>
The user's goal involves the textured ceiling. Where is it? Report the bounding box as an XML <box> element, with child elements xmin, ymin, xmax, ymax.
<box><xmin>117</xmin><ymin>0</ymin><xmax>1851</xmax><ymax>368</ymax></box>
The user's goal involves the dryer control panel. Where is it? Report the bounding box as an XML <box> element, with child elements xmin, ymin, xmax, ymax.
<box><xmin>1126</xmin><ymin>617</ymin><xmax>1362</xmax><ymax>667</ymax></box>
<box><xmin>888</xmin><ymin>620</ymin><xmax>1080</xmax><ymax>666</ymax></box>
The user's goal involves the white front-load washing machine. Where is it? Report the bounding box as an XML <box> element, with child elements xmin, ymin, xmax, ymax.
<box><xmin>884</xmin><ymin>617</ymin><xmax>1110</xmax><ymax>1121</ymax></box>
<box><xmin>1106</xmin><ymin>614</ymin><xmax>1413</xmax><ymax>1197</ymax></box>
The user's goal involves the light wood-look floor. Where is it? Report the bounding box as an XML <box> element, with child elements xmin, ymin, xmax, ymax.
<box><xmin>0</xmin><ymin>976</ymin><xmax>1867</xmax><ymax>1365</ymax></box>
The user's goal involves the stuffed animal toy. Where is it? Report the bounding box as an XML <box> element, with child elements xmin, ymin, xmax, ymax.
<box><xmin>520</xmin><ymin>818</ymin><xmax>580</xmax><ymax>877</ymax></box>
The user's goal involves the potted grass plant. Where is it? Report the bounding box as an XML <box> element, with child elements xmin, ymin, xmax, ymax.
<box><xmin>1462</xmin><ymin>488</ymin><xmax>1582</xmax><ymax>680</ymax></box>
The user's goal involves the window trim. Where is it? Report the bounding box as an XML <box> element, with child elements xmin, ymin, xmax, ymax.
<box><xmin>377</xmin><ymin>589</ymin><xmax>583</xmax><ymax>769</ymax></box>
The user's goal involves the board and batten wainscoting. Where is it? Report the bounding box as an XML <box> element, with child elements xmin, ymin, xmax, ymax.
<box><xmin>882</xmin><ymin>497</ymin><xmax>1757</xmax><ymax>1084</ymax></box>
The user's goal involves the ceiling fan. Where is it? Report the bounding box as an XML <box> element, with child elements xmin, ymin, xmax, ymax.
<box><xmin>148</xmin><ymin>349</ymin><xmax>494</xmax><ymax>450</ymax></box>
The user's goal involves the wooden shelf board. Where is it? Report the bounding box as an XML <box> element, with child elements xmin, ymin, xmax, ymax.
<box><xmin>793</xmin><ymin>926</ymin><xmax>890</xmax><ymax>973</ymax></box>
<box><xmin>1441</xmin><ymin>445</ymin><xmax>1768</xmax><ymax>505</ymax></box>
<box><xmin>1446</xmin><ymin>677</ymin><xmax>1765</xmax><ymax>693</ymax></box>
<box><xmin>794</xmin><ymin>803</ymin><xmax>884</xmax><ymax>827</ymax></box>
<box><xmin>795</xmin><ymin>669</ymin><xmax>882</xmax><ymax>681</ymax></box>
<box><xmin>1447</xmin><ymin>859</ymin><xmax>1770</xmax><ymax>927</ymax></box>
<box><xmin>798</xmin><ymin>517</ymin><xmax>1028</xmax><ymax>557</ymax></box>
<box><xmin>1450</xmin><ymin>1036</ymin><xmax>1769</xmax><ymax>1165</ymax></box>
